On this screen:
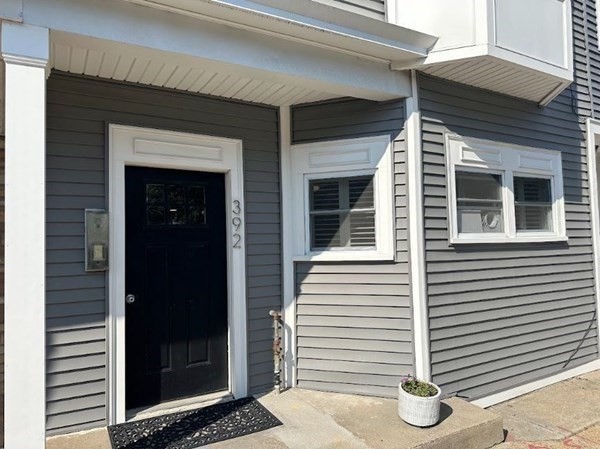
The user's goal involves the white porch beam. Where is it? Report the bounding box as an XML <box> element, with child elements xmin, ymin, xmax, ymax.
<box><xmin>21</xmin><ymin>0</ymin><xmax>411</xmax><ymax>100</ymax></box>
<box><xmin>1</xmin><ymin>22</ymin><xmax>49</xmax><ymax>449</ymax></box>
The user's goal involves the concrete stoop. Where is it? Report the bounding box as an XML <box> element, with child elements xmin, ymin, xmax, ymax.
<box><xmin>46</xmin><ymin>389</ymin><xmax>505</xmax><ymax>449</ymax></box>
<box><xmin>248</xmin><ymin>389</ymin><xmax>505</xmax><ymax>449</ymax></box>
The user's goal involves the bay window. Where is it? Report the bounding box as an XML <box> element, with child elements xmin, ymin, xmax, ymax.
<box><xmin>446</xmin><ymin>134</ymin><xmax>566</xmax><ymax>243</ymax></box>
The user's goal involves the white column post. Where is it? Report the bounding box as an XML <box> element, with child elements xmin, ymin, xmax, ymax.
<box><xmin>2</xmin><ymin>22</ymin><xmax>49</xmax><ymax>449</ymax></box>
<box><xmin>279</xmin><ymin>106</ymin><xmax>297</xmax><ymax>388</ymax></box>
<box><xmin>405</xmin><ymin>70</ymin><xmax>431</xmax><ymax>382</ymax></box>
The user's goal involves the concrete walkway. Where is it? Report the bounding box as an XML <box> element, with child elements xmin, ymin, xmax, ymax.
<box><xmin>491</xmin><ymin>370</ymin><xmax>600</xmax><ymax>449</ymax></box>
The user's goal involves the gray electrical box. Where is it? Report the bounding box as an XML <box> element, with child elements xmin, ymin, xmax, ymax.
<box><xmin>85</xmin><ymin>209</ymin><xmax>109</xmax><ymax>272</ymax></box>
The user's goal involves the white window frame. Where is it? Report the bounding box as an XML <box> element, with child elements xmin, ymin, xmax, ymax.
<box><xmin>445</xmin><ymin>134</ymin><xmax>567</xmax><ymax>244</ymax></box>
<box><xmin>291</xmin><ymin>135</ymin><xmax>394</xmax><ymax>261</ymax></box>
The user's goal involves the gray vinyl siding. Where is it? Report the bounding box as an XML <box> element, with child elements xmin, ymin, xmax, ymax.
<box><xmin>291</xmin><ymin>99</ymin><xmax>412</xmax><ymax>398</ymax></box>
<box><xmin>420</xmin><ymin>72</ymin><xmax>600</xmax><ymax>400</ymax></box>
<box><xmin>315</xmin><ymin>0</ymin><xmax>386</xmax><ymax>20</ymax></box>
<box><xmin>46</xmin><ymin>72</ymin><xmax>281</xmax><ymax>434</ymax></box>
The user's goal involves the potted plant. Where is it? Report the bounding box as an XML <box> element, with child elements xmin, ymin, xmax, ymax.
<box><xmin>398</xmin><ymin>376</ymin><xmax>441</xmax><ymax>427</ymax></box>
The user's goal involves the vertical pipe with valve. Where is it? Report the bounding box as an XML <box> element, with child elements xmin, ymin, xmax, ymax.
<box><xmin>269</xmin><ymin>310</ymin><xmax>283</xmax><ymax>393</ymax></box>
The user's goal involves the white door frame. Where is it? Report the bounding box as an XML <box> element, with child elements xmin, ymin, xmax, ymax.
<box><xmin>107</xmin><ymin>124</ymin><xmax>248</xmax><ymax>424</ymax></box>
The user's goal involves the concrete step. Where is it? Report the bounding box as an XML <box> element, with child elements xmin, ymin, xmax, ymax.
<box><xmin>259</xmin><ymin>389</ymin><xmax>505</xmax><ymax>449</ymax></box>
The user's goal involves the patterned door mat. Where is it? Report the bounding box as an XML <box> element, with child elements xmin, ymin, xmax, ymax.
<box><xmin>108</xmin><ymin>397</ymin><xmax>283</xmax><ymax>449</ymax></box>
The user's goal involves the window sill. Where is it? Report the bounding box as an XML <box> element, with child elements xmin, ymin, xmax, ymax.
<box><xmin>449</xmin><ymin>234</ymin><xmax>568</xmax><ymax>245</ymax></box>
<box><xmin>293</xmin><ymin>249</ymin><xmax>394</xmax><ymax>262</ymax></box>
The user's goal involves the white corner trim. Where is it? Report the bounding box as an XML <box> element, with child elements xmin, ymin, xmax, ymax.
<box><xmin>586</xmin><ymin>118</ymin><xmax>600</xmax><ymax>357</ymax></box>
<box><xmin>108</xmin><ymin>124</ymin><xmax>247</xmax><ymax>425</ymax></box>
<box><xmin>473</xmin><ymin>359</ymin><xmax>600</xmax><ymax>409</ymax></box>
<box><xmin>2</xmin><ymin>22</ymin><xmax>49</xmax><ymax>449</ymax></box>
<box><xmin>289</xmin><ymin>135</ymin><xmax>394</xmax><ymax>261</ymax></box>
<box><xmin>280</xmin><ymin>106</ymin><xmax>297</xmax><ymax>388</ymax></box>
<box><xmin>406</xmin><ymin>70</ymin><xmax>431</xmax><ymax>382</ymax></box>
<box><xmin>385</xmin><ymin>0</ymin><xmax>398</xmax><ymax>25</ymax></box>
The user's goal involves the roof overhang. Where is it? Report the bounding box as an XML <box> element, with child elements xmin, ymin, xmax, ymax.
<box><xmin>122</xmin><ymin>0</ymin><xmax>437</xmax><ymax>64</ymax></box>
<box><xmin>9</xmin><ymin>0</ymin><xmax>419</xmax><ymax>103</ymax></box>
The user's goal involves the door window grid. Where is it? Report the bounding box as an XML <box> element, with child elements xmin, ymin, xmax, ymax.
<box><xmin>145</xmin><ymin>183</ymin><xmax>207</xmax><ymax>226</ymax></box>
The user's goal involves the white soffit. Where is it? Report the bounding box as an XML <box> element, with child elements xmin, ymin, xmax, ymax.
<box><xmin>50</xmin><ymin>33</ymin><xmax>339</xmax><ymax>106</ymax></box>
<box><xmin>421</xmin><ymin>56</ymin><xmax>567</xmax><ymax>105</ymax></box>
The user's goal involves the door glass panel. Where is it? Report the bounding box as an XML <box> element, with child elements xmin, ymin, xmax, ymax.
<box><xmin>145</xmin><ymin>182</ymin><xmax>207</xmax><ymax>227</ymax></box>
<box><xmin>168</xmin><ymin>207</ymin><xmax>186</xmax><ymax>225</ymax></box>
<box><xmin>167</xmin><ymin>185</ymin><xmax>185</xmax><ymax>204</ymax></box>
<box><xmin>146</xmin><ymin>184</ymin><xmax>165</xmax><ymax>204</ymax></box>
<box><xmin>188</xmin><ymin>186</ymin><xmax>206</xmax><ymax>206</ymax></box>
<box><xmin>189</xmin><ymin>207</ymin><xmax>207</xmax><ymax>225</ymax></box>
<box><xmin>147</xmin><ymin>206</ymin><xmax>165</xmax><ymax>225</ymax></box>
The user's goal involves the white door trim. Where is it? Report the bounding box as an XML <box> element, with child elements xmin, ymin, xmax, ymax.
<box><xmin>585</xmin><ymin>118</ymin><xmax>600</xmax><ymax>357</ymax></box>
<box><xmin>107</xmin><ymin>124</ymin><xmax>248</xmax><ymax>425</ymax></box>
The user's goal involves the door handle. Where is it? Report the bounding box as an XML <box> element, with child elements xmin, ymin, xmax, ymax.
<box><xmin>125</xmin><ymin>294</ymin><xmax>136</xmax><ymax>305</ymax></box>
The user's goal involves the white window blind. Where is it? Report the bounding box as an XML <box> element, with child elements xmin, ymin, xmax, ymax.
<box><xmin>309</xmin><ymin>176</ymin><xmax>376</xmax><ymax>250</ymax></box>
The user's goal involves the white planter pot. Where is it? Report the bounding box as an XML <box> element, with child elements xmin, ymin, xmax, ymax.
<box><xmin>398</xmin><ymin>381</ymin><xmax>441</xmax><ymax>427</ymax></box>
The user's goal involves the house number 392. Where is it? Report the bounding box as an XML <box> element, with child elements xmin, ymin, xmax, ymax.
<box><xmin>232</xmin><ymin>200</ymin><xmax>242</xmax><ymax>249</ymax></box>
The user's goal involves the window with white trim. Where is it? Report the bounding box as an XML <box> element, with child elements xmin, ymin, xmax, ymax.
<box><xmin>291</xmin><ymin>135</ymin><xmax>394</xmax><ymax>261</ymax></box>
<box><xmin>446</xmin><ymin>134</ymin><xmax>566</xmax><ymax>244</ymax></box>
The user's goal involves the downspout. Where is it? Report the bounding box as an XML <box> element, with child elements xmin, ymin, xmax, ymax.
<box><xmin>405</xmin><ymin>70</ymin><xmax>431</xmax><ymax>382</ymax></box>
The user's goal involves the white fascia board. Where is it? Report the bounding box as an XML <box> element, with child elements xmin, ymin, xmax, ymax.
<box><xmin>123</xmin><ymin>0</ymin><xmax>437</xmax><ymax>62</ymax></box>
<box><xmin>24</xmin><ymin>0</ymin><xmax>412</xmax><ymax>100</ymax></box>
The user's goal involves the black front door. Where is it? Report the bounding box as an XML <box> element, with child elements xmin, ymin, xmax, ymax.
<box><xmin>125</xmin><ymin>166</ymin><xmax>228</xmax><ymax>410</ymax></box>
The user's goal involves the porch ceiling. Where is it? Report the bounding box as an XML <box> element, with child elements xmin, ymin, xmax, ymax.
<box><xmin>50</xmin><ymin>32</ymin><xmax>340</xmax><ymax>107</ymax></box>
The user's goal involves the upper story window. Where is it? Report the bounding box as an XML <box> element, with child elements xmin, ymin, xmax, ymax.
<box><xmin>291</xmin><ymin>135</ymin><xmax>394</xmax><ymax>261</ymax></box>
<box><xmin>446</xmin><ymin>134</ymin><xmax>566</xmax><ymax>244</ymax></box>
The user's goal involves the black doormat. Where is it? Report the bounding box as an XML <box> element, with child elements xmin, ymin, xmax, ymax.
<box><xmin>108</xmin><ymin>397</ymin><xmax>283</xmax><ymax>449</ymax></box>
